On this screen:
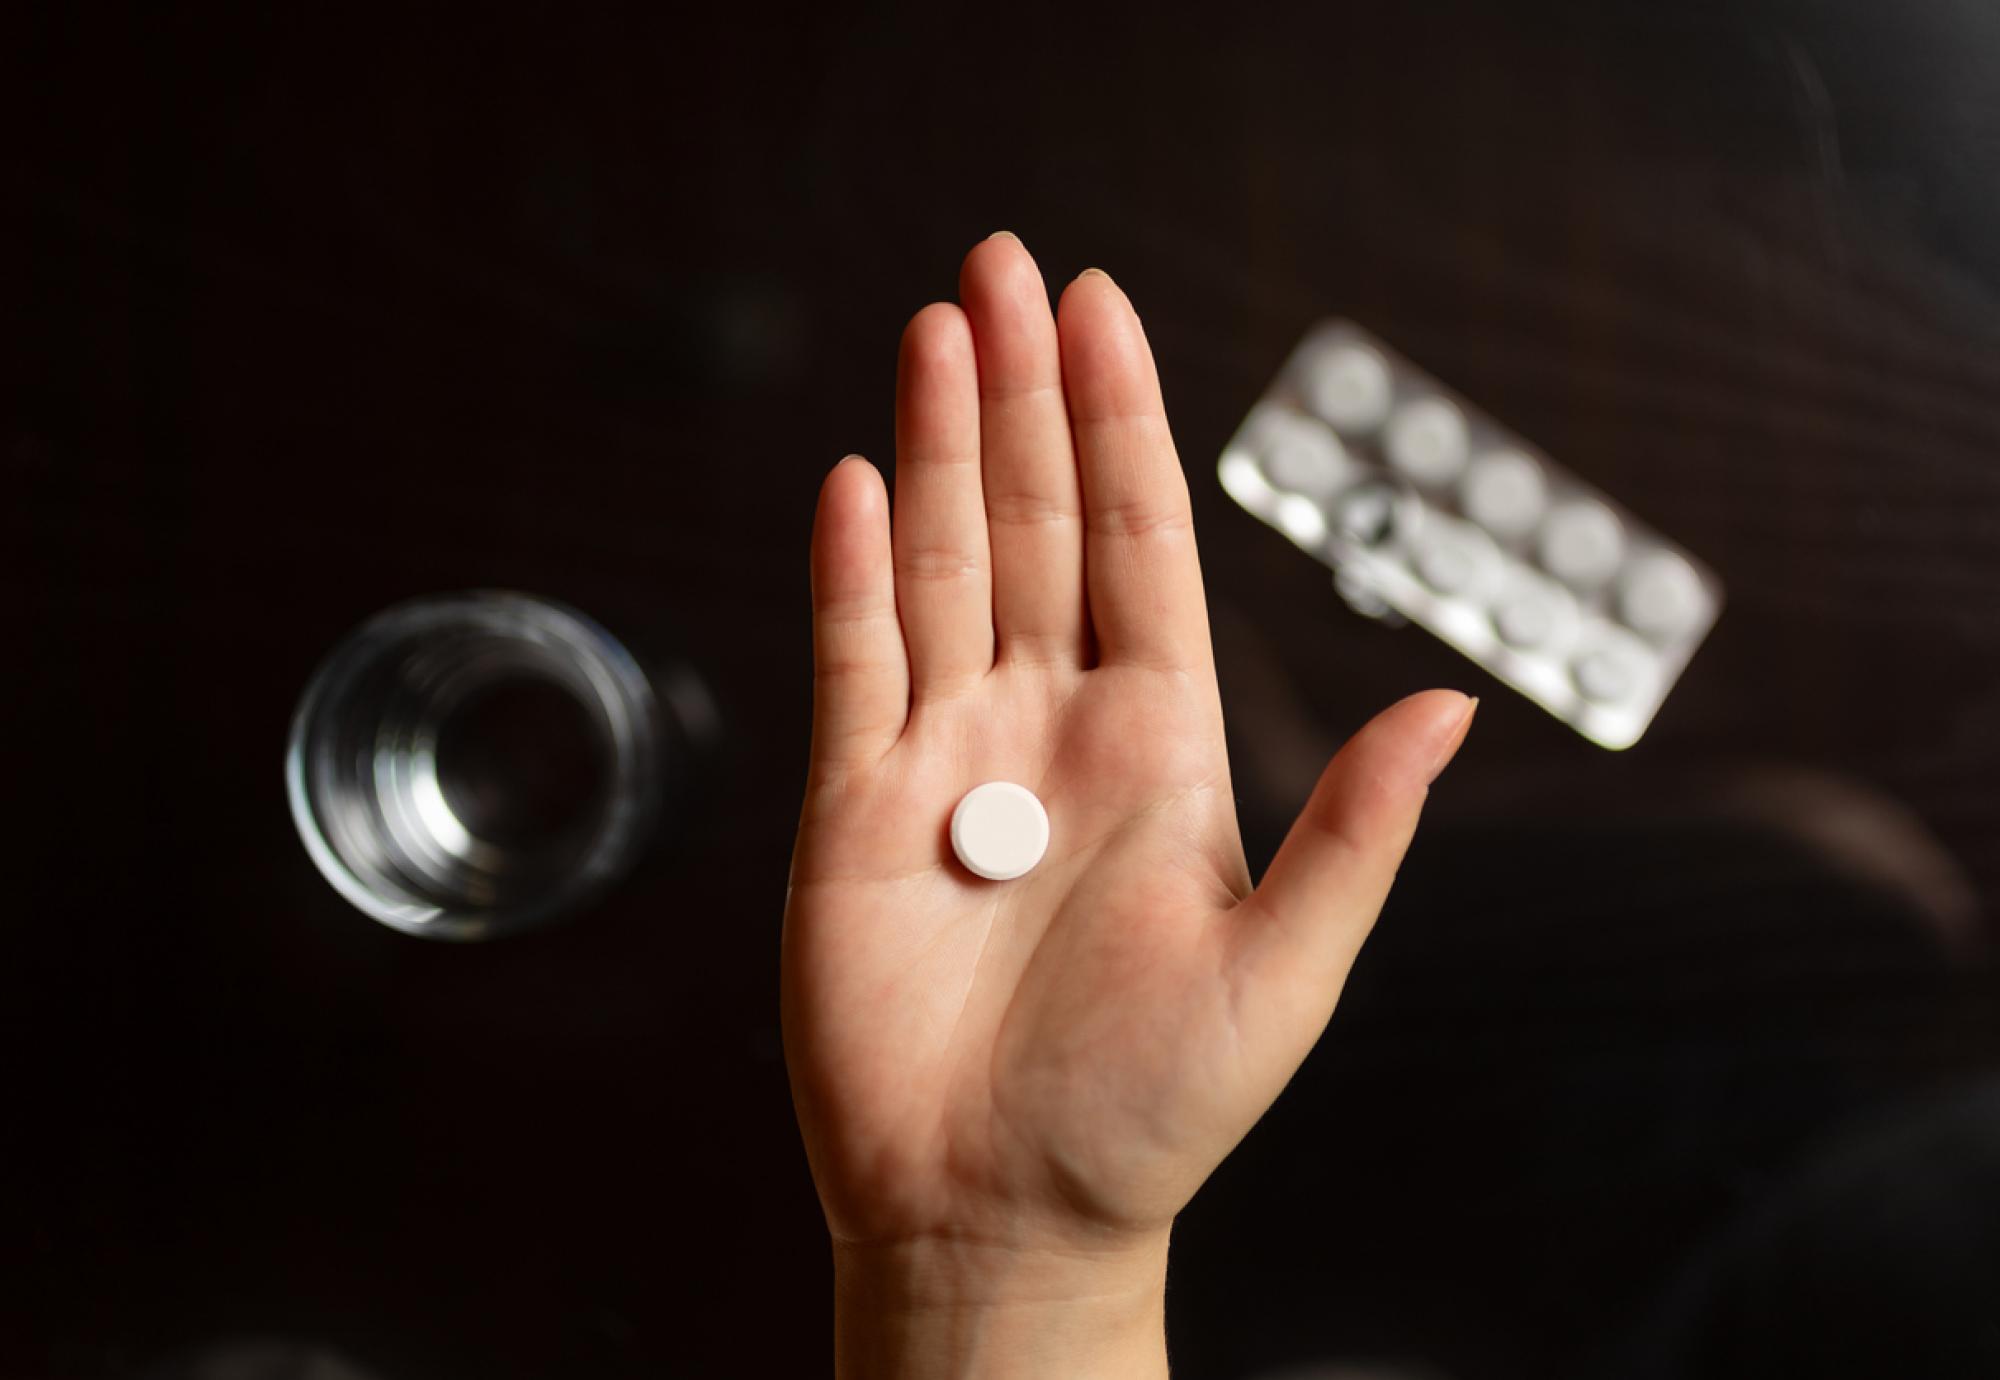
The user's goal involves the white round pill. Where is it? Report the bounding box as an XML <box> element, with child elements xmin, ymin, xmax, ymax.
<box><xmin>1411</xmin><ymin>518</ymin><xmax>1503</xmax><ymax>598</ymax></box>
<box><xmin>1571</xmin><ymin>629</ymin><xmax>1656</xmax><ymax>705</ymax></box>
<box><xmin>1495</xmin><ymin>594</ymin><xmax>1556</xmax><ymax>649</ymax></box>
<box><xmin>1304</xmin><ymin>342</ymin><xmax>1393</xmax><ymax>433</ymax></box>
<box><xmin>1493</xmin><ymin>580</ymin><xmax>1578</xmax><ymax>651</ymax></box>
<box><xmin>1384</xmin><ymin>396</ymin><xmax>1470</xmax><ymax>486</ymax></box>
<box><xmin>1539</xmin><ymin>498</ymin><xmax>1626</xmax><ymax>589</ymax></box>
<box><xmin>1618</xmin><ymin>550</ymin><xmax>1706</xmax><ymax>641</ymax></box>
<box><xmin>1259</xmin><ymin>417</ymin><xmax>1350</xmax><ymax>499</ymax></box>
<box><xmin>950</xmin><ymin>782</ymin><xmax>1050</xmax><ymax>881</ymax></box>
<box><xmin>1460</xmin><ymin>449</ymin><xmax>1548</xmax><ymax>539</ymax></box>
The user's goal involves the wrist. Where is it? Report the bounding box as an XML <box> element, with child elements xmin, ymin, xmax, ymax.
<box><xmin>831</xmin><ymin>1229</ymin><xmax>1172</xmax><ymax>1380</ymax></box>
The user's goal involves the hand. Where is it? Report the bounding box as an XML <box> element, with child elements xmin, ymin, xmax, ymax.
<box><xmin>784</xmin><ymin>233</ymin><xmax>1475</xmax><ymax>1377</ymax></box>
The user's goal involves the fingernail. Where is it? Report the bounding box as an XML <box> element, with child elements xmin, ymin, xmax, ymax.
<box><xmin>1079</xmin><ymin>267</ymin><xmax>1112</xmax><ymax>282</ymax></box>
<box><xmin>987</xmin><ymin>229</ymin><xmax>1021</xmax><ymax>244</ymax></box>
<box><xmin>834</xmin><ymin>452</ymin><xmax>864</xmax><ymax>469</ymax></box>
<box><xmin>1426</xmin><ymin>695</ymin><xmax>1478</xmax><ymax>783</ymax></box>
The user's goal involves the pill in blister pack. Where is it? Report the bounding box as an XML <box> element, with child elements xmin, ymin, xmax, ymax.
<box><xmin>1219</xmin><ymin>321</ymin><xmax>1722</xmax><ymax>749</ymax></box>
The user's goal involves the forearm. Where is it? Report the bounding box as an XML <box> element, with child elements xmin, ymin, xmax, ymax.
<box><xmin>832</xmin><ymin>1232</ymin><xmax>1172</xmax><ymax>1379</ymax></box>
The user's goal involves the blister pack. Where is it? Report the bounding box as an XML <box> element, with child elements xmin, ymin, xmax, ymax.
<box><xmin>1219</xmin><ymin>321</ymin><xmax>1721</xmax><ymax>748</ymax></box>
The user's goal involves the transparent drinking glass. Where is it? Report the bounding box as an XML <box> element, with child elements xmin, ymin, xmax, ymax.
<box><xmin>285</xmin><ymin>591</ymin><xmax>695</xmax><ymax>940</ymax></box>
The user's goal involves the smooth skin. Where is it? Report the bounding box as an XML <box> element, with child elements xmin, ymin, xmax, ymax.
<box><xmin>784</xmin><ymin>233</ymin><xmax>1476</xmax><ymax>1378</ymax></box>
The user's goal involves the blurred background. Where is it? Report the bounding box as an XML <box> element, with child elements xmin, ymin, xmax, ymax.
<box><xmin>9</xmin><ymin>1</ymin><xmax>2000</xmax><ymax>1376</ymax></box>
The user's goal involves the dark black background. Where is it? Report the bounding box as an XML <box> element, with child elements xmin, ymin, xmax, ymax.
<box><xmin>9</xmin><ymin>3</ymin><xmax>2000</xmax><ymax>1376</ymax></box>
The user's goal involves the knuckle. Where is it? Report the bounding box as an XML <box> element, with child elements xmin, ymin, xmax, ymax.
<box><xmin>895</xmin><ymin>544</ymin><xmax>984</xmax><ymax>583</ymax></box>
<box><xmin>978</xmin><ymin>378</ymin><xmax>1063</xmax><ymax>406</ymax></box>
<box><xmin>984</xmin><ymin>487</ymin><xmax>1077</xmax><ymax>530</ymax></box>
<box><xmin>1086</xmin><ymin>495</ymin><xmax>1193</xmax><ymax>539</ymax></box>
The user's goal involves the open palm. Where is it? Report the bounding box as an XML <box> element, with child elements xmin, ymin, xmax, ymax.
<box><xmin>783</xmin><ymin>234</ymin><xmax>1474</xmax><ymax>1262</ymax></box>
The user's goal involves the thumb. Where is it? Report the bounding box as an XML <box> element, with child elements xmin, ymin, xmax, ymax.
<box><xmin>1231</xmin><ymin>689</ymin><xmax>1476</xmax><ymax>1022</ymax></box>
